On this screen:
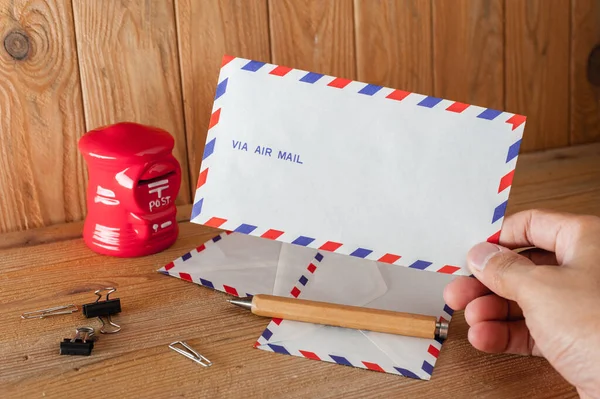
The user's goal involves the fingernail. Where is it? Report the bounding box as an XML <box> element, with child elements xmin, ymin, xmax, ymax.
<box><xmin>468</xmin><ymin>242</ymin><xmax>501</xmax><ymax>271</ymax></box>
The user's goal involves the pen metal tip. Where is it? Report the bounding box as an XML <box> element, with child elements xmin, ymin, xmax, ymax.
<box><xmin>227</xmin><ymin>297</ymin><xmax>253</xmax><ymax>311</ymax></box>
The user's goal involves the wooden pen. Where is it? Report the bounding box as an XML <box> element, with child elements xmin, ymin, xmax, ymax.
<box><xmin>228</xmin><ymin>294</ymin><xmax>449</xmax><ymax>340</ymax></box>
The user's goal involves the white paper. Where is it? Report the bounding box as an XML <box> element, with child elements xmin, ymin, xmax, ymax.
<box><xmin>191</xmin><ymin>56</ymin><xmax>525</xmax><ymax>274</ymax></box>
<box><xmin>256</xmin><ymin>250</ymin><xmax>456</xmax><ymax>380</ymax></box>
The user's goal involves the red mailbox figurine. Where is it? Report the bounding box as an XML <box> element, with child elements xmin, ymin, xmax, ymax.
<box><xmin>78</xmin><ymin>122</ymin><xmax>181</xmax><ymax>257</ymax></box>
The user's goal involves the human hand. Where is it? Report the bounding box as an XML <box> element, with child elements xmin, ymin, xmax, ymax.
<box><xmin>444</xmin><ymin>209</ymin><xmax>600</xmax><ymax>398</ymax></box>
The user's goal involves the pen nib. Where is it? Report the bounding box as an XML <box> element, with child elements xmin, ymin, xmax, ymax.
<box><xmin>227</xmin><ymin>297</ymin><xmax>252</xmax><ymax>310</ymax></box>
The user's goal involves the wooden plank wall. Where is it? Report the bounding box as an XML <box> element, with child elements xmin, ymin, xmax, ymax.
<box><xmin>0</xmin><ymin>0</ymin><xmax>599</xmax><ymax>234</ymax></box>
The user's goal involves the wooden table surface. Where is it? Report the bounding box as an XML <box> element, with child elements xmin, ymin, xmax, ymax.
<box><xmin>1</xmin><ymin>143</ymin><xmax>599</xmax><ymax>398</ymax></box>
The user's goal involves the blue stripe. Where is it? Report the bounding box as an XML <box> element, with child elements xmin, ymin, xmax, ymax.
<box><xmin>417</xmin><ymin>96</ymin><xmax>443</xmax><ymax>108</ymax></box>
<box><xmin>203</xmin><ymin>138</ymin><xmax>216</xmax><ymax>160</ymax></box>
<box><xmin>199</xmin><ymin>278</ymin><xmax>214</xmax><ymax>289</ymax></box>
<box><xmin>358</xmin><ymin>84</ymin><xmax>382</xmax><ymax>96</ymax></box>
<box><xmin>268</xmin><ymin>344</ymin><xmax>290</xmax><ymax>355</ymax></box>
<box><xmin>314</xmin><ymin>253</ymin><xmax>324</xmax><ymax>262</ymax></box>
<box><xmin>349</xmin><ymin>248</ymin><xmax>373</xmax><ymax>258</ymax></box>
<box><xmin>291</xmin><ymin>236</ymin><xmax>315</xmax><ymax>246</ymax></box>
<box><xmin>182</xmin><ymin>252</ymin><xmax>192</xmax><ymax>261</ymax></box>
<box><xmin>443</xmin><ymin>304</ymin><xmax>454</xmax><ymax>316</ymax></box>
<box><xmin>191</xmin><ymin>199</ymin><xmax>204</xmax><ymax>219</ymax></box>
<box><xmin>422</xmin><ymin>361</ymin><xmax>434</xmax><ymax>375</ymax></box>
<box><xmin>506</xmin><ymin>139</ymin><xmax>522</xmax><ymax>163</ymax></box>
<box><xmin>215</xmin><ymin>78</ymin><xmax>228</xmax><ymax>100</ymax></box>
<box><xmin>299</xmin><ymin>275</ymin><xmax>308</xmax><ymax>286</ymax></box>
<box><xmin>435</xmin><ymin>337</ymin><xmax>444</xmax><ymax>345</ymax></box>
<box><xmin>329</xmin><ymin>355</ymin><xmax>352</xmax><ymax>366</ymax></box>
<box><xmin>241</xmin><ymin>60</ymin><xmax>266</xmax><ymax>72</ymax></box>
<box><xmin>212</xmin><ymin>235</ymin><xmax>222</xmax><ymax>243</ymax></box>
<box><xmin>246</xmin><ymin>293</ymin><xmax>253</xmax><ymax>298</ymax></box>
<box><xmin>409</xmin><ymin>260</ymin><xmax>432</xmax><ymax>270</ymax></box>
<box><xmin>159</xmin><ymin>271</ymin><xmax>169</xmax><ymax>275</ymax></box>
<box><xmin>261</xmin><ymin>328</ymin><xmax>273</xmax><ymax>341</ymax></box>
<box><xmin>477</xmin><ymin>108</ymin><xmax>502</xmax><ymax>120</ymax></box>
<box><xmin>234</xmin><ymin>224</ymin><xmax>257</xmax><ymax>234</ymax></box>
<box><xmin>299</xmin><ymin>72</ymin><xmax>324</xmax><ymax>83</ymax></box>
<box><xmin>492</xmin><ymin>200</ymin><xmax>508</xmax><ymax>223</ymax></box>
<box><xmin>394</xmin><ymin>367</ymin><xmax>420</xmax><ymax>379</ymax></box>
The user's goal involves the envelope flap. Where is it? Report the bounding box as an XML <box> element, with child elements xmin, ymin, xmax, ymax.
<box><xmin>190</xmin><ymin>56</ymin><xmax>525</xmax><ymax>276</ymax></box>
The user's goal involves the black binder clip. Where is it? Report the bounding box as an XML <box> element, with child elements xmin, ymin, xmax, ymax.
<box><xmin>60</xmin><ymin>327</ymin><xmax>96</xmax><ymax>356</ymax></box>
<box><xmin>82</xmin><ymin>287</ymin><xmax>122</xmax><ymax>334</ymax></box>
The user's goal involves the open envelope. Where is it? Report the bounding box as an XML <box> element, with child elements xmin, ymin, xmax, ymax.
<box><xmin>159</xmin><ymin>233</ymin><xmax>455</xmax><ymax>379</ymax></box>
<box><xmin>189</xmin><ymin>55</ymin><xmax>526</xmax><ymax>275</ymax></box>
<box><xmin>158</xmin><ymin>231</ymin><xmax>320</xmax><ymax>298</ymax></box>
<box><xmin>255</xmin><ymin>250</ymin><xmax>455</xmax><ymax>380</ymax></box>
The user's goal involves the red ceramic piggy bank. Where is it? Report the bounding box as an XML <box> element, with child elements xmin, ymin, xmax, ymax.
<box><xmin>78</xmin><ymin>122</ymin><xmax>181</xmax><ymax>257</ymax></box>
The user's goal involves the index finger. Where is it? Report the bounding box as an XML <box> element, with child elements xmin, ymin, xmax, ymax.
<box><xmin>498</xmin><ymin>209</ymin><xmax>583</xmax><ymax>263</ymax></box>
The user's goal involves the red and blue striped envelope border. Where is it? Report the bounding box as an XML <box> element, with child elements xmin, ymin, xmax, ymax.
<box><xmin>253</xmin><ymin>251</ymin><xmax>453</xmax><ymax>380</ymax></box>
<box><xmin>192</xmin><ymin>55</ymin><xmax>526</xmax><ymax>276</ymax></box>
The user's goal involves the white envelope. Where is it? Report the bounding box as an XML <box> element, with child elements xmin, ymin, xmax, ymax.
<box><xmin>159</xmin><ymin>233</ymin><xmax>455</xmax><ymax>379</ymax></box>
<box><xmin>255</xmin><ymin>250</ymin><xmax>455</xmax><ymax>380</ymax></box>
<box><xmin>158</xmin><ymin>231</ymin><xmax>319</xmax><ymax>297</ymax></box>
<box><xmin>190</xmin><ymin>55</ymin><xmax>526</xmax><ymax>275</ymax></box>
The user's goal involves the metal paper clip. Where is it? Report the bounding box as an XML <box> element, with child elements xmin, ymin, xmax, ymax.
<box><xmin>21</xmin><ymin>304</ymin><xmax>78</xmax><ymax>319</ymax></box>
<box><xmin>60</xmin><ymin>326</ymin><xmax>96</xmax><ymax>356</ymax></box>
<box><xmin>82</xmin><ymin>287</ymin><xmax>121</xmax><ymax>334</ymax></box>
<box><xmin>169</xmin><ymin>341</ymin><xmax>212</xmax><ymax>367</ymax></box>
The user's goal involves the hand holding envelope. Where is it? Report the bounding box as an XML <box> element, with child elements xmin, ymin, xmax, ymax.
<box><xmin>161</xmin><ymin>55</ymin><xmax>525</xmax><ymax>380</ymax></box>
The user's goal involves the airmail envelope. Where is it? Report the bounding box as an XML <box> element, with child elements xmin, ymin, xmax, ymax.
<box><xmin>190</xmin><ymin>55</ymin><xmax>526</xmax><ymax>275</ymax></box>
<box><xmin>160</xmin><ymin>232</ymin><xmax>455</xmax><ymax>379</ymax></box>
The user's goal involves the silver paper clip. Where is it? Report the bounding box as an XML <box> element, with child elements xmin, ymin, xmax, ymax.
<box><xmin>169</xmin><ymin>341</ymin><xmax>212</xmax><ymax>367</ymax></box>
<box><xmin>21</xmin><ymin>304</ymin><xmax>78</xmax><ymax>319</ymax></box>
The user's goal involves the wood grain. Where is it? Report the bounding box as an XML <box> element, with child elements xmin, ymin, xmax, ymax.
<box><xmin>0</xmin><ymin>0</ymin><xmax>86</xmax><ymax>234</ymax></box>
<box><xmin>505</xmin><ymin>0</ymin><xmax>571</xmax><ymax>152</ymax></box>
<box><xmin>355</xmin><ymin>0</ymin><xmax>432</xmax><ymax>93</ymax></box>
<box><xmin>252</xmin><ymin>294</ymin><xmax>438</xmax><ymax>339</ymax></box>
<box><xmin>269</xmin><ymin>0</ymin><xmax>355</xmax><ymax>79</ymax></box>
<box><xmin>2</xmin><ymin>143</ymin><xmax>599</xmax><ymax>398</ymax></box>
<box><xmin>72</xmin><ymin>0</ymin><xmax>191</xmax><ymax>204</ymax></box>
<box><xmin>432</xmin><ymin>0</ymin><xmax>504</xmax><ymax>109</ymax></box>
<box><xmin>571</xmin><ymin>0</ymin><xmax>600</xmax><ymax>145</ymax></box>
<box><xmin>0</xmin><ymin>204</ymin><xmax>193</xmax><ymax>250</ymax></box>
<box><xmin>175</xmin><ymin>0</ymin><xmax>270</xmax><ymax>195</ymax></box>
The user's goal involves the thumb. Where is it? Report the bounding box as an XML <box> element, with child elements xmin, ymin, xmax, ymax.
<box><xmin>467</xmin><ymin>242</ymin><xmax>536</xmax><ymax>302</ymax></box>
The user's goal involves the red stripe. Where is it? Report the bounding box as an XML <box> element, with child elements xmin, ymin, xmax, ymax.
<box><xmin>328</xmin><ymin>77</ymin><xmax>352</xmax><ymax>88</ymax></box>
<box><xmin>498</xmin><ymin>170</ymin><xmax>515</xmax><ymax>193</ymax></box>
<box><xmin>506</xmin><ymin>114</ymin><xmax>526</xmax><ymax>130</ymax></box>
<box><xmin>378</xmin><ymin>253</ymin><xmax>401</xmax><ymax>264</ymax></box>
<box><xmin>299</xmin><ymin>350</ymin><xmax>321</xmax><ymax>360</ymax></box>
<box><xmin>208</xmin><ymin>108</ymin><xmax>221</xmax><ymax>130</ymax></box>
<box><xmin>205</xmin><ymin>217</ymin><xmax>227</xmax><ymax>228</ymax></box>
<box><xmin>319</xmin><ymin>241</ymin><xmax>343</xmax><ymax>252</ymax></box>
<box><xmin>164</xmin><ymin>262</ymin><xmax>175</xmax><ymax>271</ymax></box>
<box><xmin>291</xmin><ymin>286</ymin><xmax>301</xmax><ymax>298</ymax></box>
<box><xmin>362</xmin><ymin>361</ymin><xmax>385</xmax><ymax>372</ymax></box>
<box><xmin>253</xmin><ymin>341</ymin><xmax>261</xmax><ymax>348</ymax></box>
<box><xmin>428</xmin><ymin>345</ymin><xmax>440</xmax><ymax>358</ymax></box>
<box><xmin>437</xmin><ymin>265</ymin><xmax>460</xmax><ymax>274</ymax></box>
<box><xmin>272</xmin><ymin>318</ymin><xmax>283</xmax><ymax>325</ymax></box>
<box><xmin>179</xmin><ymin>272</ymin><xmax>192</xmax><ymax>282</ymax></box>
<box><xmin>195</xmin><ymin>244</ymin><xmax>206</xmax><ymax>252</ymax></box>
<box><xmin>261</xmin><ymin>229</ymin><xmax>284</xmax><ymax>240</ymax></box>
<box><xmin>269</xmin><ymin>65</ymin><xmax>293</xmax><ymax>76</ymax></box>
<box><xmin>221</xmin><ymin>55</ymin><xmax>235</xmax><ymax>67</ymax></box>
<box><xmin>196</xmin><ymin>168</ymin><xmax>208</xmax><ymax>189</ymax></box>
<box><xmin>446</xmin><ymin>102</ymin><xmax>470</xmax><ymax>113</ymax></box>
<box><xmin>487</xmin><ymin>230</ymin><xmax>501</xmax><ymax>244</ymax></box>
<box><xmin>223</xmin><ymin>285</ymin><xmax>239</xmax><ymax>296</ymax></box>
<box><xmin>386</xmin><ymin>89</ymin><xmax>410</xmax><ymax>101</ymax></box>
<box><xmin>440</xmin><ymin>316</ymin><xmax>448</xmax><ymax>323</ymax></box>
<box><xmin>307</xmin><ymin>263</ymin><xmax>317</xmax><ymax>273</ymax></box>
